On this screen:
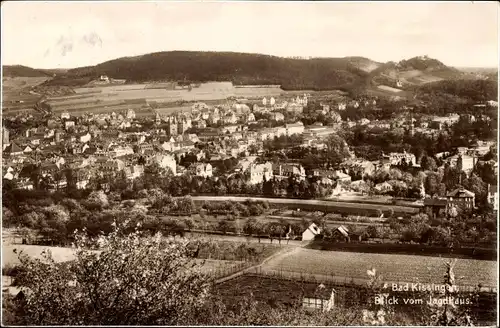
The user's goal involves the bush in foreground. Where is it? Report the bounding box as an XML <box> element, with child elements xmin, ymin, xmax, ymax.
<box><xmin>3</xmin><ymin>222</ymin><xmax>480</xmax><ymax>326</ymax></box>
<box><xmin>6</xmin><ymin>222</ymin><xmax>209</xmax><ymax>325</ymax></box>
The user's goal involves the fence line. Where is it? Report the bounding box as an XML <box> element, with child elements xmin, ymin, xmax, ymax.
<box><xmin>241</xmin><ymin>267</ymin><xmax>497</xmax><ymax>294</ymax></box>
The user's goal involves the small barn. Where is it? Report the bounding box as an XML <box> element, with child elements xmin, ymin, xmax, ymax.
<box><xmin>302</xmin><ymin>223</ymin><xmax>321</xmax><ymax>241</ymax></box>
<box><xmin>302</xmin><ymin>283</ymin><xmax>336</xmax><ymax>312</ymax></box>
<box><xmin>331</xmin><ymin>225</ymin><xmax>350</xmax><ymax>242</ymax></box>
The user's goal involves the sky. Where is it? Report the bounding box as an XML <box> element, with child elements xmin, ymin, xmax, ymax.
<box><xmin>2</xmin><ymin>1</ymin><xmax>499</xmax><ymax>69</ymax></box>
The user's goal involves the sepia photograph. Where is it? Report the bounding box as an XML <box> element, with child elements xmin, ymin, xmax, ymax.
<box><xmin>1</xmin><ymin>1</ymin><xmax>498</xmax><ymax>326</ymax></box>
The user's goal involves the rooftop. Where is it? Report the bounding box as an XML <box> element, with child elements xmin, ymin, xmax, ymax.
<box><xmin>446</xmin><ymin>188</ymin><xmax>475</xmax><ymax>198</ymax></box>
<box><xmin>303</xmin><ymin>283</ymin><xmax>335</xmax><ymax>299</ymax></box>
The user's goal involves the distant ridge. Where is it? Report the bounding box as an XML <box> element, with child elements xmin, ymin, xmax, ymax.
<box><xmin>4</xmin><ymin>51</ymin><xmax>475</xmax><ymax>92</ymax></box>
<box><xmin>3</xmin><ymin>65</ymin><xmax>52</xmax><ymax>78</ymax></box>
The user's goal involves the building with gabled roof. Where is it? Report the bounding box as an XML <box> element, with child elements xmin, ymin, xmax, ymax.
<box><xmin>285</xmin><ymin>122</ymin><xmax>305</xmax><ymax>136</ymax></box>
<box><xmin>423</xmin><ymin>197</ymin><xmax>448</xmax><ymax>219</ymax></box>
<box><xmin>302</xmin><ymin>284</ymin><xmax>336</xmax><ymax>312</ymax></box>
<box><xmin>3</xmin><ymin>142</ymin><xmax>24</xmax><ymax>156</ymax></box>
<box><xmin>248</xmin><ymin>162</ymin><xmax>273</xmax><ymax>185</ymax></box>
<box><xmin>446</xmin><ymin>187</ymin><xmax>475</xmax><ymax>210</ymax></box>
<box><xmin>302</xmin><ymin>223</ymin><xmax>321</xmax><ymax>241</ymax></box>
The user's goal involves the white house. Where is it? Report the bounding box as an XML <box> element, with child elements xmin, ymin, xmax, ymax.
<box><xmin>64</xmin><ymin>121</ymin><xmax>75</xmax><ymax>130</ymax></box>
<box><xmin>76</xmin><ymin>179</ymin><xmax>89</xmax><ymax>190</ymax></box>
<box><xmin>248</xmin><ymin>162</ymin><xmax>273</xmax><ymax>184</ymax></box>
<box><xmin>111</xmin><ymin>145</ymin><xmax>134</xmax><ymax>158</ymax></box>
<box><xmin>302</xmin><ymin>284</ymin><xmax>336</xmax><ymax>312</ymax></box>
<box><xmin>270</xmin><ymin>112</ymin><xmax>285</xmax><ymax>121</ymax></box>
<box><xmin>153</xmin><ymin>154</ymin><xmax>177</xmax><ymax>175</ymax></box>
<box><xmin>3</xmin><ymin>171</ymin><xmax>14</xmax><ymax>180</ymax></box>
<box><xmin>126</xmin><ymin>109</ymin><xmax>136</xmax><ymax>120</ymax></box>
<box><xmin>375</xmin><ymin>181</ymin><xmax>393</xmax><ymax>193</ymax></box>
<box><xmin>79</xmin><ymin>132</ymin><xmax>92</xmax><ymax>143</ymax></box>
<box><xmin>118</xmin><ymin>121</ymin><xmax>132</xmax><ymax>130</ymax></box>
<box><xmin>302</xmin><ymin>223</ymin><xmax>321</xmax><ymax>241</ymax></box>
<box><xmin>246</xmin><ymin>113</ymin><xmax>256</xmax><ymax>123</ymax></box>
<box><xmin>285</xmin><ymin>122</ymin><xmax>305</xmax><ymax>136</ymax></box>
<box><xmin>192</xmin><ymin>163</ymin><xmax>212</xmax><ymax>178</ymax></box>
<box><xmin>337</xmin><ymin>102</ymin><xmax>347</xmax><ymax>111</ymax></box>
<box><xmin>487</xmin><ymin>184</ymin><xmax>498</xmax><ymax>211</ymax></box>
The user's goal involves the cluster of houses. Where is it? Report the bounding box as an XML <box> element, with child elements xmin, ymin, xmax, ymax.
<box><xmin>2</xmin><ymin>92</ymin><xmax>498</xmax><ymax>209</ymax></box>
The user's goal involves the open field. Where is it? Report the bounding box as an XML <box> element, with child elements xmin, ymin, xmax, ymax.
<box><xmin>42</xmin><ymin>82</ymin><xmax>285</xmax><ymax>115</ymax></box>
<box><xmin>377</xmin><ymin>85</ymin><xmax>403</xmax><ymax>93</ymax></box>
<box><xmin>398</xmin><ymin>69</ymin><xmax>445</xmax><ymax>84</ymax></box>
<box><xmin>367</xmin><ymin>87</ymin><xmax>409</xmax><ymax>99</ymax></box>
<box><xmin>41</xmin><ymin>81</ymin><xmax>360</xmax><ymax>116</ymax></box>
<box><xmin>406</xmin><ymin>75</ymin><xmax>444</xmax><ymax>84</ymax></box>
<box><xmin>261</xmin><ymin>248</ymin><xmax>497</xmax><ymax>288</ymax></box>
<box><xmin>2</xmin><ymin>244</ymin><xmax>248</xmax><ymax>280</ymax></box>
<box><xmin>47</xmin><ymin>82</ymin><xmax>284</xmax><ymax>109</ymax></box>
<box><xmin>2</xmin><ymin>245</ymin><xmax>76</xmax><ymax>267</ymax></box>
<box><xmin>2</xmin><ymin>77</ymin><xmax>48</xmax><ymax>114</ymax></box>
<box><xmin>191</xmin><ymin>196</ymin><xmax>421</xmax><ymax>216</ymax></box>
<box><xmin>154</xmin><ymin>105</ymin><xmax>193</xmax><ymax>115</ymax></box>
<box><xmin>2</xmin><ymin>77</ymin><xmax>49</xmax><ymax>91</ymax></box>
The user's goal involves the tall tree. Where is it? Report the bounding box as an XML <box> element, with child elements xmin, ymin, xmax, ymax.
<box><xmin>325</xmin><ymin>134</ymin><xmax>351</xmax><ymax>167</ymax></box>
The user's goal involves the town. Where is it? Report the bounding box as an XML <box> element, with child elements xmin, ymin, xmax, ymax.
<box><xmin>3</xmin><ymin>85</ymin><xmax>498</xmax><ymax>216</ymax></box>
<box><xmin>1</xmin><ymin>1</ymin><xmax>498</xmax><ymax>326</ymax></box>
<box><xmin>2</xmin><ymin>78</ymin><xmax>498</xmax><ymax>324</ymax></box>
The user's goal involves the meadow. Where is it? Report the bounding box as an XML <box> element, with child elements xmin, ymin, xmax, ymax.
<box><xmin>377</xmin><ymin>85</ymin><xmax>403</xmax><ymax>93</ymax></box>
<box><xmin>2</xmin><ymin>77</ymin><xmax>49</xmax><ymax>91</ymax></box>
<box><xmin>2</xmin><ymin>244</ymin><xmax>77</xmax><ymax>266</ymax></box>
<box><xmin>262</xmin><ymin>248</ymin><xmax>497</xmax><ymax>288</ymax></box>
<box><xmin>42</xmin><ymin>81</ymin><xmax>286</xmax><ymax>116</ymax></box>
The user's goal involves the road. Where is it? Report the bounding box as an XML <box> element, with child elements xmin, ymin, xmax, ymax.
<box><xmin>191</xmin><ymin>196</ymin><xmax>420</xmax><ymax>214</ymax></box>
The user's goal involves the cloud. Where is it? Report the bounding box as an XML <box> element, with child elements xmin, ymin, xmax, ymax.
<box><xmin>82</xmin><ymin>32</ymin><xmax>103</xmax><ymax>48</ymax></box>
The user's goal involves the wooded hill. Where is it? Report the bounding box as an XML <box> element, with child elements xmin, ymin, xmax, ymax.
<box><xmin>6</xmin><ymin>51</ymin><xmax>492</xmax><ymax>95</ymax></box>
<box><xmin>3</xmin><ymin>65</ymin><xmax>52</xmax><ymax>78</ymax></box>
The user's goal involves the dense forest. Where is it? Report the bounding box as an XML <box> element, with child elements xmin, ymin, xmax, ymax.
<box><xmin>43</xmin><ymin>51</ymin><xmax>369</xmax><ymax>90</ymax></box>
<box><xmin>417</xmin><ymin>79</ymin><xmax>498</xmax><ymax>102</ymax></box>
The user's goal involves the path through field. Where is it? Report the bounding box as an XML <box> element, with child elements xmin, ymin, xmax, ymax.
<box><xmin>215</xmin><ymin>245</ymin><xmax>302</xmax><ymax>284</ymax></box>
